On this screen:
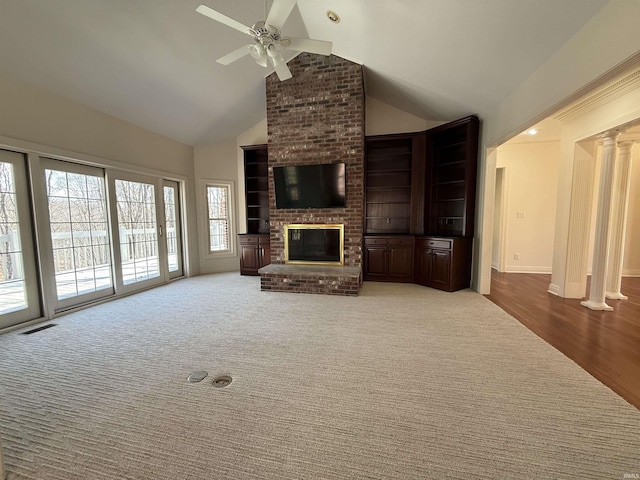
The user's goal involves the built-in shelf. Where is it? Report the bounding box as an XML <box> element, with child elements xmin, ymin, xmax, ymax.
<box><xmin>242</xmin><ymin>144</ymin><xmax>269</xmax><ymax>235</ymax></box>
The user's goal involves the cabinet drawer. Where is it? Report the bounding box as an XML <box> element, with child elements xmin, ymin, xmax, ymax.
<box><xmin>420</xmin><ymin>238</ymin><xmax>452</xmax><ymax>250</ymax></box>
<box><xmin>258</xmin><ymin>236</ymin><xmax>271</xmax><ymax>245</ymax></box>
<box><xmin>239</xmin><ymin>236</ymin><xmax>259</xmax><ymax>245</ymax></box>
<box><xmin>388</xmin><ymin>237</ymin><xmax>414</xmax><ymax>246</ymax></box>
<box><xmin>364</xmin><ymin>237</ymin><xmax>388</xmax><ymax>246</ymax></box>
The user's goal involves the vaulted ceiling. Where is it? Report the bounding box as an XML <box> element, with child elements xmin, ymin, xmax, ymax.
<box><xmin>0</xmin><ymin>0</ymin><xmax>610</xmax><ymax>146</ymax></box>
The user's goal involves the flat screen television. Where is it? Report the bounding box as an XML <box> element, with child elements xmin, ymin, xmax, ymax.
<box><xmin>273</xmin><ymin>162</ymin><xmax>346</xmax><ymax>209</ymax></box>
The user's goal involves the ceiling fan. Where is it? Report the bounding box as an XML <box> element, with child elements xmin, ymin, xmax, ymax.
<box><xmin>196</xmin><ymin>0</ymin><xmax>332</xmax><ymax>81</ymax></box>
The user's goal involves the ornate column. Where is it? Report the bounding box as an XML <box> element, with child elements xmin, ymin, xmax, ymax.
<box><xmin>606</xmin><ymin>140</ymin><xmax>634</xmax><ymax>300</ymax></box>
<box><xmin>581</xmin><ymin>131</ymin><xmax>619</xmax><ymax>311</ymax></box>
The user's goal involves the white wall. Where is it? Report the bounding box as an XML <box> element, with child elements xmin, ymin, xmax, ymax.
<box><xmin>0</xmin><ymin>74</ymin><xmax>193</xmax><ymax>174</ymax></box>
<box><xmin>0</xmin><ymin>73</ymin><xmax>200</xmax><ymax>276</ymax></box>
<box><xmin>194</xmin><ymin>138</ymin><xmax>241</xmax><ymax>274</ymax></box>
<box><xmin>491</xmin><ymin>168</ymin><xmax>505</xmax><ymax>269</ymax></box>
<box><xmin>476</xmin><ymin>1</ymin><xmax>640</xmax><ymax>294</ymax></box>
<box><xmin>496</xmin><ymin>142</ymin><xmax>561</xmax><ymax>273</ymax></box>
<box><xmin>625</xmin><ymin>145</ymin><xmax>640</xmax><ymax>275</ymax></box>
<box><xmin>365</xmin><ymin>97</ymin><xmax>443</xmax><ymax>135</ymax></box>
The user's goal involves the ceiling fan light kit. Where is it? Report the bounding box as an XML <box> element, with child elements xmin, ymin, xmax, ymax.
<box><xmin>197</xmin><ymin>0</ymin><xmax>333</xmax><ymax>81</ymax></box>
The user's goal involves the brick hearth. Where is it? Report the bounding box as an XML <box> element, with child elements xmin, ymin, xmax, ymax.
<box><xmin>258</xmin><ymin>264</ymin><xmax>362</xmax><ymax>296</ymax></box>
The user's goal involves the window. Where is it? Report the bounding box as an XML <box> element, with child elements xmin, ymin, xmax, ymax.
<box><xmin>206</xmin><ymin>182</ymin><xmax>234</xmax><ymax>255</ymax></box>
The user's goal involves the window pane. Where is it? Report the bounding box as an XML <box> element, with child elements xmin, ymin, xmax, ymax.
<box><xmin>45</xmin><ymin>169</ymin><xmax>113</xmax><ymax>300</ymax></box>
<box><xmin>164</xmin><ymin>186</ymin><xmax>178</xmax><ymax>272</ymax></box>
<box><xmin>115</xmin><ymin>179</ymin><xmax>159</xmax><ymax>285</ymax></box>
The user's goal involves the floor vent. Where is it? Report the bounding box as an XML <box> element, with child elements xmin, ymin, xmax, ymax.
<box><xmin>21</xmin><ymin>324</ymin><xmax>57</xmax><ymax>335</ymax></box>
<box><xmin>188</xmin><ymin>371</ymin><xmax>208</xmax><ymax>383</ymax></box>
<box><xmin>212</xmin><ymin>375</ymin><xmax>232</xmax><ymax>388</ymax></box>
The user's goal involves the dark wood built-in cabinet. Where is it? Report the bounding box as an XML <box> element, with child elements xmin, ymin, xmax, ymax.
<box><xmin>239</xmin><ymin>234</ymin><xmax>271</xmax><ymax>276</ymax></box>
<box><xmin>363</xmin><ymin>236</ymin><xmax>414</xmax><ymax>282</ymax></box>
<box><xmin>414</xmin><ymin>236</ymin><xmax>473</xmax><ymax>292</ymax></box>
<box><xmin>363</xmin><ymin>116</ymin><xmax>479</xmax><ymax>291</ymax></box>
<box><xmin>239</xmin><ymin>144</ymin><xmax>271</xmax><ymax>275</ymax></box>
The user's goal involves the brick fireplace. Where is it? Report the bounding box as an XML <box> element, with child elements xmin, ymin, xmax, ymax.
<box><xmin>259</xmin><ymin>53</ymin><xmax>365</xmax><ymax>295</ymax></box>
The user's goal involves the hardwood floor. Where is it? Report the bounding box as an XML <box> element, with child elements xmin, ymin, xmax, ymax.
<box><xmin>486</xmin><ymin>271</ymin><xmax>640</xmax><ymax>410</ymax></box>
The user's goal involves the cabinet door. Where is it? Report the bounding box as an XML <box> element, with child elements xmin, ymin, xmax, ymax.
<box><xmin>388</xmin><ymin>245</ymin><xmax>413</xmax><ymax>281</ymax></box>
<box><xmin>259</xmin><ymin>244</ymin><xmax>271</xmax><ymax>268</ymax></box>
<box><xmin>240</xmin><ymin>244</ymin><xmax>260</xmax><ymax>275</ymax></box>
<box><xmin>364</xmin><ymin>246</ymin><xmax>388</xmax><ymax>279</ymax></box>
<box><xmin>430</xmin><ymin>249</ymin><xmax>451</xmax><ymax>288</ymax></box>
<box><xmin>414</xmin><ymin>246</ymin><xmax>431</xmax><ymax>285</ymax></box>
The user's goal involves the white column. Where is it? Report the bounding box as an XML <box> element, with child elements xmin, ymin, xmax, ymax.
<box><xmin>606</xmin><ymin>141</ymin><xmax>634</xmax><ymax>300</ymax></box>
<box><xmin>581</xmin><ymin>131</ymin><xmax>619</xmax><ymax>311</ymax></box>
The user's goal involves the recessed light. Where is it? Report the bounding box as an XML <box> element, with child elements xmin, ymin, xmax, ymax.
<box><xmin>326</xmin><ymin>10</ymin><xmax>340</xmax><ymax>23</ymax></box>
<box><xmin>526</xmin><ymin>128</ymin><xmax>539</xmax><ymax>135</ymax></box>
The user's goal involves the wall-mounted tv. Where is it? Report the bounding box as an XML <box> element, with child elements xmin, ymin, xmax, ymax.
<box><xmin>273</xmin><ymin>162</ymin><xmax>346</xmax><ymax>209</ymax></box>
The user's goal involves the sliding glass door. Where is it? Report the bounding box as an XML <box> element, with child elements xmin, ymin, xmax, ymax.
<box><xmin>109</xmin><ymin>173</ymin><xmax>165</xmax><ymax>293</ymax></box>
<box><xmin>0</xmin><ymin>150</ymin><xmax>40</xmax><ymax>328</ymax></box>
<box><xmin>1</xmin><ymin>151</ymin><xmax>187</xmax><ymax>328</ymax></box>
<box><xmin>163</xmin><ymin>180</ymin><xmax>183</xmax><ymax>279</ymax></box>
<box><xmin>41</xmin><ymin>158</ymin><xmax>114</xmax><ymax>311</ymax></box>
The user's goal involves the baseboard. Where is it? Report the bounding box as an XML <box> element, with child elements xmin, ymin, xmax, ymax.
<box><xmin>505</xmin><ymin>266</ymin><xmax>552</xmax><ymax>274</ymax></box>
<box><xmin>547</xmin><ymin>283</ymin><xmax>560</xmax><ymax>296</ymax></box>
<box><xmin>622</xmin><ymin>269</ymin><xmax>640</xmax><ymax>277</ymax></box>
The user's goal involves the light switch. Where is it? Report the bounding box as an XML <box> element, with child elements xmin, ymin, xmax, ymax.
<box><xmin>517</xmin><ymin>211</ymin><xmax>525</xmax><ymax>218</ymax></box>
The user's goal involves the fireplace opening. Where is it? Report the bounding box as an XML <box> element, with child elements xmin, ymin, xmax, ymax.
<box><xmin>284</xmin><ymin>224</ymin><xmax>344</xmax><ymax>265</ymax></box>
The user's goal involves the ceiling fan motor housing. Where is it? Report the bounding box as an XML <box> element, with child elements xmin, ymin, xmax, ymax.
<box><xmin>251</xmin><ymin>21</ymin><xmax>280</xmax><ymax>42</ymax></box>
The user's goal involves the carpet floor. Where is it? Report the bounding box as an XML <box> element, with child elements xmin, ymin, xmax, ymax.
<box><xmin>0</xmin><ymin>273</ymin><xmax>639</xmax><ymax>479</ymax></box>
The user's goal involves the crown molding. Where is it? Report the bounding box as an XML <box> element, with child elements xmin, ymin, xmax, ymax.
<box><xmin>554</xmin><ymin>68</ymin><xmax>640</xmax><ymax>123</ymax></box>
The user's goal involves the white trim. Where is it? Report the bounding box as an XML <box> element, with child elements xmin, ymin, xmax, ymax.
<box><xmin>622</xmin><ymin>269</ymin><xmax>640</xmax><ymax>277</ymax></box>
<box><xmin>498</xmin><ymin>166</ymin><xmax>509</xmax><ymax>272</ymax></box>
<box><xmin>547</xmin><ymin>283</ymin><xmax>560</xmax><ymax>296</ymax></box>
<box><xmin>505</xmin><ymin>265</ymin><xmax>553</xmax><ymax>274</ymax></box>
<box><xmin>555</xmin><ymin>67</ymin><xmax>640</xmax><ymax>123</ymax></box>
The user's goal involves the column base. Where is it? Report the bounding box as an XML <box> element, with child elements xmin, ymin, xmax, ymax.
<box><xmin>547</xmin><ymin>283</ymin><xmax>560</xmax><ymax>296</ymax></box>
<box><xmin>580</xmin><ymin>300</ymin><xmax>614</xmax><ymax>311</ymax></box>
<box><xmin>605</xmin><ymin>291</ymin><xmax>628</xmax><ymax>300</ymax></box>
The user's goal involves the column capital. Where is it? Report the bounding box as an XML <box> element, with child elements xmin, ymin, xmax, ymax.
<box><xmin>617</xmin><ymin>139</ymin><xmax>635</xmax><ymax>149</ymax></box>
<box><xmin>600</xmin><ymin>130</ymin><xmax>621</xmax><ymax>143</ymax></box>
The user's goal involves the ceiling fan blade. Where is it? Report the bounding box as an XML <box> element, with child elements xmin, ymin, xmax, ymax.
<box><xmin>270</xmin><ymin>56</ymin><xmax>292</xmax><ymax>81</ymax></box>
<box><xmin>283</xmin><ymin>37</ymin><xmax>332</xmax><ymax>56</ymax></box>
<box><xmin>216</xmin><ymin>45</ymin><xmax>252</xmax><ymax>65</ymax></box>
<box><xmin>196</xmin><ymin>5</ymin><xmax>253</xmax><ymax>36</ymax></box>
<box><xmin>265</xmin><ymin>0</ymin><xmax>297</xmax><ymax>29</ymax></box>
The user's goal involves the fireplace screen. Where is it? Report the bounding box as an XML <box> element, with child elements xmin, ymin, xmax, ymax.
<box><xmin>284</xmin><ymin>224</ymin><xmax>344</xmax><ymax>266</ymax></box>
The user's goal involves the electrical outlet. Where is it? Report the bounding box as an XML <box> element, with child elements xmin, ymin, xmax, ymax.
<box><xmin>514</xmin><ymin>253</ymin><xmax>521</xmax><ymax>260</ymax></box>
<box><xmin>517</xmin><ymin>211</ymin><xmax>525</xmax><ymax>218</ymax></box>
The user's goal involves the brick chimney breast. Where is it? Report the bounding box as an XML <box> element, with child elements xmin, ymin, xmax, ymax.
<box><xmin>266</xmin><ymin>53</ymin><xmax>365</xmax><ymax>267</ymax></box>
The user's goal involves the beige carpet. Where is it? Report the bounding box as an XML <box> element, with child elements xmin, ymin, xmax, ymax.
<box><xmin>0</xmin><ymin>273</ymin><xmax>639</xmax><ymax>479</ymax></box>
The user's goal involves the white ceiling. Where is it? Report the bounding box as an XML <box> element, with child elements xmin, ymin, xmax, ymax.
<box><xmin>0</xmin><ymin>0</ymin><xmax>610</xmax><ymax>146</ymax></box>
